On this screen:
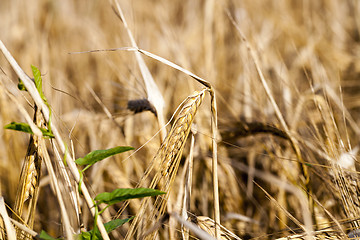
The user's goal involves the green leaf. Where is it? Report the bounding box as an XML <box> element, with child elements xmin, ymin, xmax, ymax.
<box><xmin>31</xmin><ymin>65</ymin><xmax>46</xmax><ymax>101</ymax></box>
<box><xmin>4</xmin><ymin>122</ymin><xmax>32</xmax><ymax>134</ymax></box>
<box><xmin>30</xmin><ymin>65</ymin><xmax>53</xmax><ymax>135</ymax></box>
<box><xmin>76</xmin><ymin>218</ymin><xmax>133</xmax><ymax>240</ymax></box>
<box><xmin>75</xmin><ymin>146</ymin><xmax>134</xmax><ymax>169</ymax></box>
<box><xmin>95</xmin><ymin>188</ymin><xmax>165</xmax><ymax>206</ymax></box>
<box><xmin>4</xmin><ymin>122</ymin><xmax>54</xmax><ymax>138</ymax></box>
<box><xmin>38</xmin><ymin>230</ymin><xmax>60</xmax><ymax>240</ymax></box>
<box><xmin>103</xmin><ymin>218</ymin><xmax>133</xmax><ymax>232</ymax></box>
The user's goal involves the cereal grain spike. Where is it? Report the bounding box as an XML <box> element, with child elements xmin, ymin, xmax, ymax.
<box><xmin>13</xmin><ymin>107</ymin><xmax>44</xmax><ymax>239</ymax></box>
<box><xmin>125</xmin><ymin>89</ymin><xmax>206</xmax><ymax>240</ymax></box>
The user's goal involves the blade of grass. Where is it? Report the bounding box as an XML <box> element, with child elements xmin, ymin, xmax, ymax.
<box><xmin>75</xmin><ymin>146</ymin><xmax>134</xmax><ymax>171</ymax></box>
<box><xmin>95</xmin><ymin>188</ymin><xmax>165</xmax><ymax>206</ymax></box>
<box><xmin>4</xmin><ymin>122</ymin><xmax>54</xmax><ymax>138</ymax></box>
<box><xmin>69</xmin><ymin>47</ymin><xmax>211</xmax><ymax>89</ymax></box>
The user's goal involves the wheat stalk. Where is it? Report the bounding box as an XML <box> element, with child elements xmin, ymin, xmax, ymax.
<box><xmin>181</xmin><ymin>128</ymin><xmax>196</xmax><ymax>240</ymax></box>
<box><xmin>125</xmin><ymin>89</ymin><xmax>206</xmax><ymax>239</ymax></box>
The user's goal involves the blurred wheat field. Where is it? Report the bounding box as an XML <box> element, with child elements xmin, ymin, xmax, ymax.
<box><xmin>1</xmin><ymin>0</ymin><xmax>360</xmax><ymax>239</ymax></box>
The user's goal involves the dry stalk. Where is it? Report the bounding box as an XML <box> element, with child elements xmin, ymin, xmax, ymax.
<box><xmin>111</xmin><ymin>0</ymin><xmax>167</xmax><ymax>142</ymax></box>
<box><xmin>40</xmin><ymin>138</ymin><xmax>74</xmax><ymax>239</ymax></box>
<box><xmin>51</xmin><ymin>140</ymin><xmax>81</xmax><ymax>233</ymax></box>
<box><xmin>0</xmin><ymin>214</ymin><xmax>3</xmax><ymax>240</ymax></box>
<box><xmin>9</xmin><ymin>218</ymin><xmax>37</xmax><ymax>238</ymax></box>
<box><xmin>209</xmin><ymin>90</ymin><xmax>221</xmax><ymax>239</ymax></box>
<box><xmin>181</xmin><ymin>128</ymin><xmax>196</xmax><ymax>240</ymax></box>
<box><xmin>0</xmin><ymin>197</ymin><xmax>16</xmax><ymax>240</ymax></box>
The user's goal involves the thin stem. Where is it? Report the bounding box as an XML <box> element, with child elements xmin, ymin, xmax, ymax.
<box><xmin>40</xmin><ymin>139</ymin><xmax>73</xmax><ymax>240</ymax></box>
<box><xmin>112</xmin><ymin>0</ymin><xmax>167</xmax><ymax>141</ymax></box>
<box><xmin>209</xmin><ymin>89</ymin><xmax>220</xmax><ymax>239</ymax></box>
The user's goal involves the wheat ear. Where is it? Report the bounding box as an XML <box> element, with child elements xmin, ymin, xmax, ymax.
<box><xmin>125</xmin><ymin>89</ymin><xmax>206</xmax><ymax>240</ymax></box>
<box><xmin>13</xmin><ymin>107</ymin><xmax>44</xmax><ymax>240</ymax></box>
